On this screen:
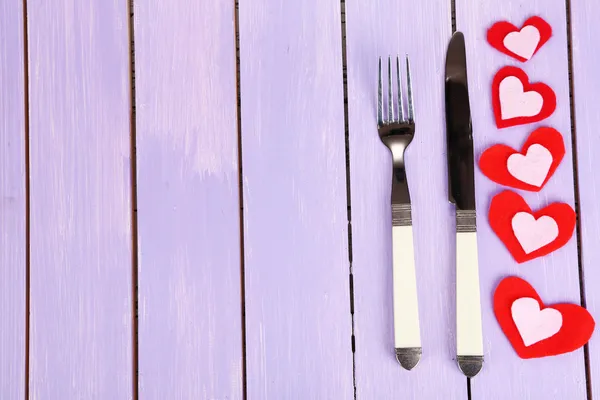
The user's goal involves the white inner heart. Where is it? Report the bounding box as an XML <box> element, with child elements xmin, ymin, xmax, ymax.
<box><xmin>511</xmin><ymin>297</ymin><xmax>562</xmax><ymax>347</ymax></box>
<box><xmin>499</xmin><ymin>76</ymin><xmax>544</xmax><ymax>120</ymax></box>
<box><xmin>503</xmin><ymin>25</ymin><xmax>541</xmax><ymax>60</ymax></box>
<box><xmin>507</xmin><ymin>144</ymin><xmax>553</xmax><ymax>187</ymax></box>
<box><xmin>511</xmin><ymin>212</ymin><xmax>559</xmax><ymax>254</ymax></box>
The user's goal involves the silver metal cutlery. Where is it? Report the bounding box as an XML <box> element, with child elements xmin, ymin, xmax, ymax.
<box><xmin>445</xmin><ymin>31</ymin><xmax>484</xmax><ymax>378</ymax></box>
<box><xmin>376</xmin><ymin>33</ymin><xmax>483</xmax><ymax>377</ymax></box>
<box><xmin>377</xmin><ymin>55</ymin><xmax>422</xmax><ymax>371</ymax></box>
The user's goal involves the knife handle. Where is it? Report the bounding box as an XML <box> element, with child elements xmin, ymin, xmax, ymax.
<box><xmin>392</xmin><ymin>223</ymin><xmax>422</xmax><ymax>369</ymax></box>
<box><xmin>456</xmin><ymin>230</ymin><xmax>484</xmax><ymax>376</ymax></box>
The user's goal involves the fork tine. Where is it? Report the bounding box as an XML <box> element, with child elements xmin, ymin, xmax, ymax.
<box><xmin>406</xmin><ymin>54</ymin><xmax>415</xmax><ymax>122</ymax></box>
<box><xmin>378</xmin><ymin>57</ymin><xmax>383</xmax><ymax>125</ymax></box>
<box><xmin>388</xmin><ymin>56</ymin><xmax>393</xmax><ymax>123</ymax></box>
<box><xmin>396</xmin><ymin>55</ymin><xmax>405</xmax><ymax>122</ymax></box>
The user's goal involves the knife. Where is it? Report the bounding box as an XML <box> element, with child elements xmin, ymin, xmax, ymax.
<box><xmin>445</xmin><ymin>31</ymin><xmax>484</xmax><ymax>378</ymax></box>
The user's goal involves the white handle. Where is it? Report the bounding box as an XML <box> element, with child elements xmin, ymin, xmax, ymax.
<box><xmin>392</xmin><ymin>225</ymin><xmax>421</xmax><ymax>349</ymax></box>
<box><xmin>456</xmin><ymin>231</ymin><xmax>483</xmax><ymax>357</ymax></box>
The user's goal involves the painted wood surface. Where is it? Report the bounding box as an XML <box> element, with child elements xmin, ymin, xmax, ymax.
<box><xmin>455</xmin><ymin>2</ymin><xmax>586</xmax><ymax>399</ymax></box>
<box><xmin>134</xmin><ymin>1</ymin><xmax>243</xmax><ymax>399</ymax></box>
<box><xmin>27</xmin><ymin>1</ymin><xmax>133</xmax><ymax>398</ymax></box>
<box><xmin>0</xmin><ymin>1</ymin><xmax>597</xmax><ymax>398</ymax></box>
<box><xmin>570</xmin><ymin>1</ymin><xmax>600</xmax><ymax>397</ymax></box>
<box><xmin>0</xmin><ymin>1</ymin><xmax>26</xmax><ymax>398</ymax></box>
<box><xmin>238</xmin><ymin>0</ymin><xmax>354</xmax><ymax>398</ymax></box>
<box><xmin>345</xmin><ymin>1</ymin><xmax>469</xmax><ymax>399</ymax></box>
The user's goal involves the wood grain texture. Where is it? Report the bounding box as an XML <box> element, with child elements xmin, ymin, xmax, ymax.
<box><xmin>27</xmin><ymin>0</ymin><xmax>133</xmax><ymax>397</ymax></box>
<box><xmin>238</xmin><ymin>0</ymin><xmax>354</xmax><ymax>398</ymax></box>
<box><xmin>0</xmin><ymin>1</ymin><xmax>26</xmax><ymax>398</ymax></box>
<box><xmin>570</xmin><ymin>1</ymin><xmax>600</xmax><ymax>397</ymax></box>
<box><xmin>134</xmin><ymin>1</ymin><xmax>243</xmax><ymax>399</ymax></box>
<box><xmin>345</xmin><ymin>1</ymin><xmax>469</xmax><ymax>398</ymax></box>
<box><xmin>455</xmin><ymin>2</ymin><xmax>586</xmax><ymax>398</ymax></box>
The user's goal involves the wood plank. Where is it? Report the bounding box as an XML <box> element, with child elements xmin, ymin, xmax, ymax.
<box><xmin>455</xmin><ymin>2</ymin><xmax>586</xmax><ymax>398</ymax></box>
<box><xmin>27</xmin><ymin>1</ymin><xmax>133</xmax><ymax>397</ymax></box>
<box><xmin>133</xmin><ymin>1</ymin><xmax>243</xmax><ymax>398</ymax></box>
<box><xmin>0</xmin><ymin>1</ymin><xmax>26</xmax><ymax>397</ymax></box>
<box><xmin>570</xmin><ymin>1</ymin><xmax>600</xmax><ymax>396</ymax></box>
<box><xmin>345</xmin><ymin>1</ymin><xmax>468</xmax><ymax>398</ymax></box>
<box><xmin>238</xmin><ymin>0</ymin><xmax>354</xmax><ymax>397</ymax></box>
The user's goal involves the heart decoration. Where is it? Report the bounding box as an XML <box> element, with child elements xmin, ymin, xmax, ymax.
<box><xmin>492</xmin><ymin>66</ymin><xmax>556</xmax><ymax>129</ymax></box>
<box><xmin>487</xmin><ymin>16</ymin><xmax>553</xmax><ymax>62</ymax></box>
<box><xmin>494</xmin><ymin>276</ymin><xmax>595</xmax><ymax>359</ymax></box>
<box><xmin>488</xmin><ymin>190</ymin><xmax>575</xmax><ymax>263</ymax></box>
<box><xmin>479</xmin><ymin>127</ymin><xmax>565</xmax><ymax>191</ymax></box>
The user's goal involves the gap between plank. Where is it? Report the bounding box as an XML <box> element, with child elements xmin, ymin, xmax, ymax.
<box><xmin>338</xmin><ymin>0</ymin><xmax>357</xmax><ymax>398</ymax></box>
<box><xmin>22</xmin><ymin>0</ymin><xmax>31</xmax><ymax>398</ymax></box>
<box><xmin>564</xmin><ymin>0</ymin><xmax>593</xmax><ymax>398</ymax></box>
<box><xmin>467</xmin><ymin>377</ymin><xmax>472</xmax><ymax>400</ymax></box>
<box><xmin>127</xmin><ymin>0</ymin><xmax>140</xmax><ymax>398</ymax></box>
<box><xmin>234</xmin><ymin>0</ymin><xmax>248</xmax><ymax>398</ymax></box>
<box><xmin>451</xmin><ymin>0</ymin><xmax>456</xmax><ymax>34</ymax></box>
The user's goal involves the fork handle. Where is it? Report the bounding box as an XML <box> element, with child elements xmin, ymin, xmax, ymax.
<box><xmin>392</xmin><ymin>222</ymin><xmax>422</xmax><ymax>368</ymax></box>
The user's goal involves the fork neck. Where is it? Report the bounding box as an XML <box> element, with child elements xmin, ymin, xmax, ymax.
<box><xmin>391</xmin><ymin>166</ymin><xmax>411</xmax><ymax>227</ymax></box>
<box><xmin>391</xmin><ymin>165</ymin><xmax>411</xmax><ymax>205</ymax></box>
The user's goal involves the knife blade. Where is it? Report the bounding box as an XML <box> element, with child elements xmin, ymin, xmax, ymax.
<box><xmin>445</xmin><ymin>31</ymin><xmax>484</xmax><ymax>378</ymax></box>
<box><xmin>446</xmin><ymin>32</ymin><xmax>475</xmax><ymax>212</ymax></box>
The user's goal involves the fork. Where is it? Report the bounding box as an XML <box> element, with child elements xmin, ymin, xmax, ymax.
<box><xmin>377</xmin><ymin>55</ymin><xmax>421</xmax><ymax>370</ymax></box>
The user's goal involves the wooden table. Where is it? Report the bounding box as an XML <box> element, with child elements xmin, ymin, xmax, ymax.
<box><xmin>1</xmin><ymin>0</ymin><xmax>598</xmax><ymax>399</ymax></box>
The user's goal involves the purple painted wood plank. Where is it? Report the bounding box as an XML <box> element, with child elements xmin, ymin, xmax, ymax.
<box><xmin>134</xmin><ymin>1</ymin><xmax>243</xmax><ymax>399</ymax></box>
<box><xmin>570</xmin><ymin>1</ymin><xmax>600</xmax><ymax>397</ymax></box>
<box><xmin>455</xmin><ymin>2</ymin><xmax>586</xmax><ymax>399</ymax></box>
<box><xmin>0</xmin><ymin>1</ymin><xmax>26</xmax><ymax>398</ymax></box>
<box><xmin>345</xmin><ymin>1</ymin><xmax>469</xmax><ymax>399</ymax></box>
<box><xmin>27</xmin><ymin>1</ymin><xmax>133</xmax><ymax>398</ymax></box>
<box><xmin>238</xmin><ymin>1</ymin><xmax>354</xmax><ymax>398</ymax></box>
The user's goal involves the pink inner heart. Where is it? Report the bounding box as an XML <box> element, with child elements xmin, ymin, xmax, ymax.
<box><xmin>511</xmin><ymin>212</ymin><xmax>559</xmax><ymax>254</ymax></box>
<box><xmin>499</xmin><ymin>76</ymin><xmax>543</xmax><ymax>120</ymax></box>
<box><xmin>503</xmin><ymin>25</ymin><xmax>541</xmax><ymax>60</ymax></box>
<box><xmin>507</xmin><ymin>144</ymin><xmax>553</xmax><ymax>187</ymax></box>
<box><xmin>511</xmin><ymin>297</ymin><xmax>562</xmax><ymax>347</ymax></box>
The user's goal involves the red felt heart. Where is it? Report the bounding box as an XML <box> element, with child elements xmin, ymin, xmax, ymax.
<box><xmin>488</xmin><ymin>190</ymin><xmax>575</xmax><ymax>263</ymax></box>
<box><xmin>487</xmin><ymin>16</ymin><xmax>552</xmax><ymax>62</ymax></box>
<box><xmin>494</xmin><ymin>276</ymin><xmax>594</xmax><ymax>359</ymax></box>
<box><xmin>492</xmin><ymin>66</ymin><xmax>556</xmax><ymax>129</ymax></box>
<box><xmin>479</xmin><ymin>127</ymin><xmax>565</xmax><ymax>191</ymax></box>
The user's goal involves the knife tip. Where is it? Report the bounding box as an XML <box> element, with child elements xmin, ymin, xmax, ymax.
<box><xmin>395</xmin><ymin>347</ymin><xmax>422</xmax><ymax>370</ymax></box>
<box><xmin>457</xmin><ymin>355</ymin><xmax>483</xmax><ymax>378</ymax></box>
